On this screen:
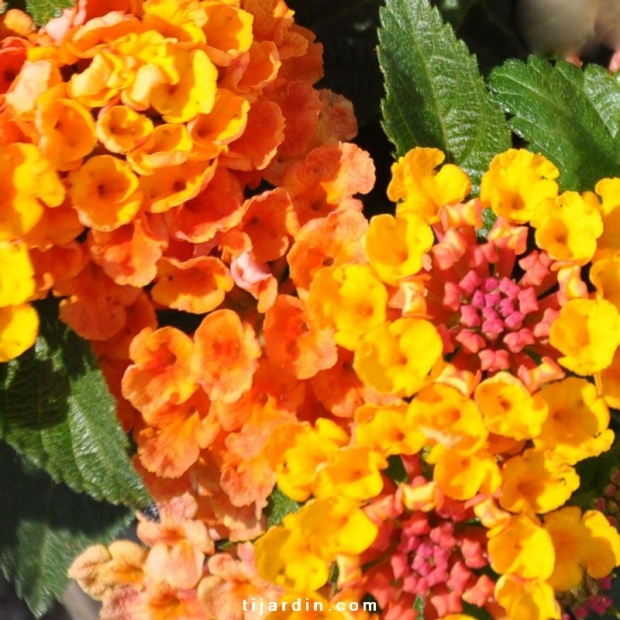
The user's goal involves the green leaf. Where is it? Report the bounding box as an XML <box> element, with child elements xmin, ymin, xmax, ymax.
<box><xmin>378</xmin><ymin>0</ymin><xmax>511</xmax><ymax>192</ymax></box>
<box><xmin>0</xmin><ymin>299</ymin><xmax>150</xmax><ymax>509</ymax></box>
<box><xmin>490</xmin><ymin>57</ymin><xmax>620</xmax><ymax>191</ymax></box>
<box><xmin>0</xmin><ymin>441</ymin><xmax>135</xmax><ymax>618</ymax></box>
<box><xmin>25</xmin><ymin>0</ymin><xmax>73</xmax><ymax>26</ymax></box>
<box><xmin>266</xmin><ymin>486</ymin><xmax>300</xmax><ymax>528</ymax></box>
<box><xmin>477</xmin><ymin>206</ymin><xmax>497</xmax><ymax>240</ymax></box>
<box><xmin>384</xmin><ymin>455</ymin><xmax>408</xmax><ymax>484</ymax></box>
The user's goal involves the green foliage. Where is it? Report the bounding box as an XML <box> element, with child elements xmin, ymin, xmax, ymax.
<box><xmin>490</xmin><ymin>57</ymin><xmax>620</xmax><ymax>192</ymax></box>
<box><xmin>0</xmin><ymin>300</ymin><xmax>150</xmax><ymax>509</ymax></box>
<box><xmin>25</xmin><ymin>0</ymin><xmax>73</xmax><ymax>26</ymax></box>
<box><xmin>378</xmin><ymin>0</ymin><xmax>511</xmax><ymax>192</ymax></box>
<box><xmin>384</xmin><ymin>454</ymin><xmax>408</xmax><ymax>484</ymax></box>
<box><xmin>266</xmin><ymin>486</ymin><xmax>300</xmax><ymax>528</ymax></box>
<box><xmin>477</xmin><ymin>207</ymin><xmax>497</xmax><ymax>240</ymax></box>
<box><xmin>0</xmin><ymin>442</ymin><xmax>135</xmax><ymax>618</ymax></box>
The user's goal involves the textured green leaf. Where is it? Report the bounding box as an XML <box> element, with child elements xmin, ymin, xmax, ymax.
<box><xmin>0</xmin><ymin>442</ymin><xmax>134</xmax><ymax>618</ymax></box>
<box><xmin>266</xmin><ymin>486</ymin><xmax>300</xmax><ymax>528</ymax></box>
<box><xmin>378</xmin><ymin>0</ymin><xmax>511</xmax><ymax>191</ymax></box>
<box><xmin>490</xmin><ymin>57</ymin><xmax>620</xmax><ymax>191</ymax></box>
<box><xmin>25</xmin><ymin>0</ymin><xmax>73</xmax><ymax>26</ymax></box>
<box><xmin>0</xmin><ymin>300</ymin><xmax>150</xmax><ymax>508</ymax></box>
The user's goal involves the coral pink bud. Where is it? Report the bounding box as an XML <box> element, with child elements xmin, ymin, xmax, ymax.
<box><xmin>471</xmin><ymin>290</ymin><xmax>485</xmax><ymax>309</ymax></box>
<box><xmin>460</xmin><ymin>305</ymin><xmax>481</xmax><ymax>327</ymax></box>
<box><xmin>483</xmin><ymin>277</ymin><xmax>499</xmax><ymax>293</ymax></box>
<box><xmin>447</xmin><ymin>560</ymin><xmax>471</xmax><ymax>595</ymax></box>
<box><xmin>430</xmin><ymin>522</ymin><xmax>456</xmax><ymax>549</ymax></box>
<box><xmin>459</xmin><ymin>270</ymin><xmax>482</xmax><ymax>296</ymax></box>
<box><xmin>443</xmin><ymin>282</ymin><xmax>463</xmax><ymax>311</ymax></box>
<box><xmin>391</xmin><ymin>553</ymin><xmax>410</xmax><ymax>579</ymax></box>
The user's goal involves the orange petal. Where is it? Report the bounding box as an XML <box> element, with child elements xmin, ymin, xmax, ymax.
<box><xmin>151</xmin><ymin>255</ymin><xmax>234</xmax><ymax>314</ymax></box>
<box><xmin>263</xmin><ymin>294</ymin><xmax>337</xmax><ymax>379</ymax></box>
<box><xmin>122</xmin><ymin>325</ymin><xmax>197</xmax><ymax>414</ymax></box>
<box><xmin>192</xmin><ymin>309</ymin><xmax>261</xmax><ymax>403</ymax></box>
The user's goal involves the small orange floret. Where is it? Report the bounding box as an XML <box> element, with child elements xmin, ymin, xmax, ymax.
<box><xmin>35</xmin><ymin>85</ymin><xmax>97</xmax><ymax>170</ymax></box>
<box><xmin>141</xmin><ymin>159</ymin><xmax>217</xmax><ymax>213</ymax></box>
<box><xmin>127</xmin><ymin>123</ymin><xmax>192</xmax><ymax>176</ymax></box>
<box><xmin>0</xmin><ymin>303</ymin><xmax>39</xmax><ymax>362</ymax></box>
<box><xmin>96</xmin><ymin>105</ymin><xmax>154</xmax><ymax>154</ymax></box>
<box><xmin>92</xmin><ymin>291</ymin><xmax>157</xmax><ymax>362</ymax></box>
<box><xmin>70</xmin><ymin>155</ymin><xmax>143</xmax><ymax>231</ymax></box>
<box><xmin>310</xmin><ymin>347</ymin><xmax>399</xmax><ymax>417</ymax></box>
<box><xmin>63</xmin><ymin>11</ymin><xmax>142</xmax><ymax>58</ymax></box>
<box><xmin>56</xmin><ymin>262</ymin><xmax>140</xmax><ymax>341</ymax></box>
<box><xmin>122</xmin><ymin>325</ymin><xmax>197</xmax><ymax>415</ymax></box>
<box><xmin>4</xmin><ymin>58</ymin><xmax>62</xmax><ymax>120</ymax></box>
<box><xmin>0</xmin><ymin>143</ymin><xmax>65</xmax><ymax>242</ymax></box>
<box><xmin>151</xmin><ymin>256</ymin><xmax>234</xmax><ymax>314</ymax></box>
<box><xmin>137</xmin><ymin>493</ymin><xmax>213</xmax><ymax>554</ymax></box>
<box><xmin>137</xmin><ymin>389</ymin><xmax>219</xmax><ymax>479</ymax></box>
<box><xmin>192</xmin><ymin>309</ymin><xmax>261</xmax><ymax>404</ymax></box>
<box><xmin>68</xmin><ymin>540</ymin><xmax>147</xmax><ymax>601</ymax></box>
<box><xmin>222</xmin><ymin>99</ymin><xmax>284</xmax><ymax>171</ymax></box>
<box><xmin>198</xmin><ymin>543</ymin><xmax>282</xmax><ymax>620</ymax></box>
<box><xmin>263</xmin><ymin>294</ymin><xmax>337</xmax><ymax>379</ymax></box>
<box><xmin>170</xmin><ymin>167</ymin><xmax>244</xmax><ymax>243</ymax></box>
<box><xmin>287</xmin><ymin>209</ymin><xmax>368</xmax><ymax>290</ymax></box>
<box><xmin>283</xmin><ymin>142</ymin><xmax>375</xmax><ymax>226</ymax></box>
<box><xmin>88</xmin><ymin>213</ymin><xmax>168</xmax><ymax>288</ymax></box>
<box><xmin>187</xmin><ymin>88</ymin><xmax>250</xmax><ymax>160</ymax></box>
<box><xmin>271</xmin><ymin>81</ymin><xmax>322</xmax><ymax>160</ymax></box>
<box><xmin>240</xmin><ymin>188</ymin><xmax>296</xmax><ymax>263</ymax></box>
<box><xmin>203</xmin><ymin>3</ymin><xmax>254</xmax><ymax>65</ymax></box>
<box><xmin>223</xmin><ymin>39</ymin><xmax>280</xmax><ymax>92</ymax></box>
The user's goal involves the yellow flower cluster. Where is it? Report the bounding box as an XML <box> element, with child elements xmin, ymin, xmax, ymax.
<box><xmin>64</xmin><ymin>117</ymin><xmax>620</xmax><ymax>617</ymax></box>
<box><xmin>251</xmin><ymin>147</ymin><xmax>620</xmax><ymax>619</ymax></box>
<box><xmin>0</xmin><ymin>144</ymin><xmax>65</xmax><ymax>360</ymax></box>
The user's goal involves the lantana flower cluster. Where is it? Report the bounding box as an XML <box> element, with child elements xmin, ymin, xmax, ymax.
<box><xmin>70</xmin><ymin>143</ymin><xmax>620</xmax><ymax>619</ymax></box>
<box><xmin>4</xmin><ymin>1</ymin><xmax>620</xmax><ymax>619</ymax></box>
<box><xmin>0</xmin><ymin>0</ymin><xmax>371</xmax><ymax>368</ymax></box>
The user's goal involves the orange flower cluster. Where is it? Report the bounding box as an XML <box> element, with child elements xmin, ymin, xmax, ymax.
<box><xmin>69</xmin><ymin>493</ymin><xmax>285</xmax><ymax>619</ymax></box>
<box><xmin>0</xmin><ymin>0</ymin><xmax>372</xmax><ymax>372</ymax></box>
